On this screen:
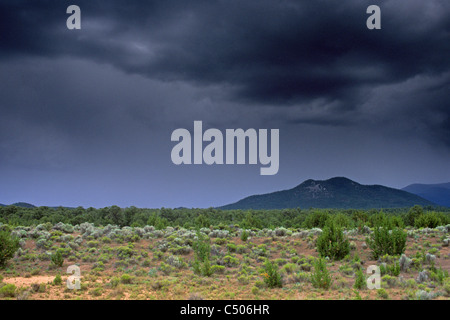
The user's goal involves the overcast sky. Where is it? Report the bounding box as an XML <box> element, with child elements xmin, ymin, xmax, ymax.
<box><xmin>0</xmin><ymin>0</ymin><xmax>449</xmax><ymax>208</ymax></box>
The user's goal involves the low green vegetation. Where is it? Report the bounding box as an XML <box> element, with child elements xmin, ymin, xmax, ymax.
<box><xmin>316</xmin><ymin>220</ymin><xmax>350</xmax><ymax>261</ymax></box>
<box><xmin>0</xmin><ymin>205</ymin><xmax>448</xmax><ymax>300</ymax></box>
<box><xmin>192</xmin><ymin>231</ymin><xmax>213</xmax><ymax>277</ymax></box>
<box><xmin>261</xmin><ymin>260</ymin><xmax>282</xmax><ymax>288</ymax></box>
<box><xmin>0</xmin><ymin>204</ymin><xmax>448</xmax><ymax>230</ymax></box>
<box><xmin>50</xmin><ymin>251</ymin><xmax>64</xmax><ymax>268</ymax></box>
<box><xmin>311</xmin><ymin>258</ymin><xmax>332</xmax><ymax>289</ymax></box>
<box><xmin>0</xmin><ymin>230</ymin><xmax>20</xmax><ymax>268</ymax></box>
<box><xmin>366</xmin><ymin>214</ymin><xmax>407</xmax><ymax>259</ymax></box>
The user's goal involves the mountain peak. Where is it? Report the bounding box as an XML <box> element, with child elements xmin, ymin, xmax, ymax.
<box><xmin>298</xmin><ymin>177</ymin><xmax>358</xmax><ymax>186</ymax></box>
<box><xmin>0</xmin><ymin>202</ymin><xmax>36</xmax><ymax>208</ymax></box>
<box><xmin>220</xmin><ymin>177</ymin><xmax>435</xmax><ymax>210</ymax></box>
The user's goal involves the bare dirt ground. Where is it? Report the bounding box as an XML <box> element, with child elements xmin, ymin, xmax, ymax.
<box><xmin>3</xmin><ymin>276</ymin><xmax>55</xmax><ymax>287</ymax></box>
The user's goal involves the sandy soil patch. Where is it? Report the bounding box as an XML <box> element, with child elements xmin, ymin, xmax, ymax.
<box><xmin>3</xmin><ymin>276</ymin><xmax>55</xmax><ymax>288</ymax></box>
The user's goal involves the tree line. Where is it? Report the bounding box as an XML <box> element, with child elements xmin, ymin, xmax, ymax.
<box><xmin>0</xmin><ymin>204</ymin><xmax>448</xmax><ymax>230</ymax></box>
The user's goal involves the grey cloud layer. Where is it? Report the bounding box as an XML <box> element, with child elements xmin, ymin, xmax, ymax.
<box><xmin>1</xmin><ymin>1</ymin><xmax>448</xmax><ymax>138</ymax></box>
<box><xmin>0</xmin><ymin>0</ymin><xmax>449</xmax><ymax>207</ymax></box>
<box><xmin>1</xmin><ymin>1</ymin><xmax>448</xmax><ymax>96</ymax></box>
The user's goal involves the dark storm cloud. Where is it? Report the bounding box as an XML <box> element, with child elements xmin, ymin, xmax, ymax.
<box><xmin>0</xmin><ymin>0</ymin><xmax>449</xmax><ymax>208</ymax></box>
<box><xmin>1</xmin><ymin>1</ymin><xmax>448</xmax><ymax>93</ymax></box>
<box><xmin>360</xmin><ymin>71</ymin><xmax>450</xmax><ymax>148</ymax></box>
<box><xmin>0</xmin><ymin>0</ymin><xmax>449</xmax><ymax>145</ymax></box>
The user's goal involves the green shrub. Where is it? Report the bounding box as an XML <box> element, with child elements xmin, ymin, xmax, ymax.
<box><xmin>316</xmin><ymin>221</ymin><xmax>350</xmax><ymax>261</ymax></box>
<box><xmin>353</xmin><ymin>268</ymin><xmax>366</xmax><ymax>290</ymax></box>
<box><xmin>50</xmin><ymin>250</ymin><xmax>64</xmax><ymax>268</ymax></box>
<box><xmin>237</xmin><ymin>275</ymin><xmax>250</xmax><ymax>284</ymax></box>
<box><xmin>166</xmin><ymin>255</ymin><xmax>186</xmax><ymax>269</ymax></box>
<box><xmin>444</xmin><ymin>278</ymin><xmax>450</xmax><ymax>296</ymax></box>
<box><xmin>109</xmin><ymin>277</ymin><xmax>120</xmax><ymax>288</ymax></box>
<box><xmin>387</xmin><ymin>261</ymin><xmax>400</xmax><ymax>277</ymax></box>
<box><xmin>0</xmin><ymin>283</ymin><xmax>16</xmax><ymax>298</ymax></box>
<box><xmin>30</xmin><ymin>283</ymin><xmax>46</xmax><ymax>293</ymax></box>
<box><xmin>405</xmin><ymin>205</ymin><xmax>423</xmax><ymax>226</ymax></box>
<box><xmin>237</xmin><ymin>245</ymin><xmax>247</xmax><ymax>254</ymax></box>
<box><xmin>274</xmin><ymin>258</ymin><xmax>287</xmax><ymax>266</ymax></box>
<box><xmin>101</xmin><ymin>237</ymin><xmax>112</xmax><ymax>244</ymax></box>
<box><xmin>213</xmin><ymin>238</ymin><xmax>227</xmax><ymax>245</ymax></box>
<box><xmin>303</xmin><ymin>211</ymin><xmax>330</xmax><ymax>229</ymax></box>
<box><xmin>366</xmin><ymin>218</ymin><xmax>407</xmax><ymax>260</ymax></box>
<box><xmin>299</xmin><ymin>263</ymin><xmax>311</xmax><ymax>272</ymax></box>
<box><xmin>199</xmin><ymin>259</ymin><xmax>213</xmax><ymax>277</ymax></box>
<box><xmin>227</xmin><ymin>243</ymin><xmax>237</xmax><ymax>253</ymax></box>
<box><xmin>310</xmin><ymin>258</ymin><xmax>332</xmax><ymax>289</ymax></box>
<box><xmin>90</xmin><ymin>287</ymin><xmax>103</xmax><ymax>297</ymax></box>
<box><xmin>415</xmin><ymin>212</ymin><xmax>443</xmax><ymax>229</ymax></box>
<box><xmin>379</xmin><ymin>263</ymin><xmax>387</xmax><ymax>276</ymax></box>
<box><xmin>193</xmin><ymin>231</ymin><xmax>213</xmax><ymax>276</ymax></box>
<box><xmin>158</xmin><ymin>262</ymin><xmax>175</xmax><ymax>275</ymax></box>
<box><xmin>353</xmin><ymin>289</ymin><xmax>362</xmax><ymax>300</ymax></box>
<box><xmin>240</xmin><ymin>230</ymin><xmax>249</xmax><ymax>242</ymax></box>
<box><xmin>120</xmin><ymin>273</ymin><xmax>134</xmax><ymax>284</ymax></box>
<box><xmin>261</xmin><ymin>260</ymin><xmax>282</xmax><ymax>288</ymax></box>
<box><xmin>222</xmin><ymin>255</ymin><xmax>240</xmax><ymax>267</ymax></box>
<box><xmin>116</xmin><ymin>245</ymin><xmax>136</xmax><ymax>259</ymax></box>
<box><xmin>87</xmin><ymin>241</ymin><xmax>99</xmax><ymax>248</ymax></box>
<box><xmin>251</xmin><ymin>286</ymin><xmax>259</xmax><ymax>295</ymax></box>
<box><xmin>377</xmin><ymin>288</ymin><xmax>389</xmax><ymax>299</ymax></box>
<box><xmin>0</xmin><ymin>230</ymin><xmax>20</xmax><ymax>268</ymax></box>
<box><xmin>53</xmin><ymin>274</ymin><xmax>62</xmax><ymax>285</ymax></box>
<box><xmin>30</xmin><ymin>269</ymin><xmax>40</xmax><ymax>276</ymax></box>
<box><xmin>331</xmin><ymin>213</ymin><xmax>353</xmax><ymax>228</ymax></box>
<box><xmin>430</xmin><ymin>266</ymin><xmax>449</xmax><ymax>285</ymax></box>
<box><xmin>211</xmin><ymin>265</ymin><xmax>225</xmax><ymax>274</ymax></box>
<box><xmin>338</xmin><ymin>264</ymin><xmax>353</xmax><ymax>276</ymax></box>
<box><xmin>382</xmin><ymin>275</ymin><xmax>399</xmax><ymax>288</ymax></box>
<box><xmin>152</xmin><ymin>250</ymin><xmax>164</xmax><ymax>261</ymax></box>
<box><xmin>281</xmin><ymin>263</ymin><xmax>297</xmax><ymax>274</ymax></box>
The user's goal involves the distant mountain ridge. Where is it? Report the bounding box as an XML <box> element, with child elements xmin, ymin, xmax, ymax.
<box><xmin>0</xmin><ymin>202</ymin><xmax>37</xmax><ymax>208</ymax></box>
<box><xmin>2</xmin><ymin>179</ymin><xmax>444</xmax><ymax>210</ymax></box>
<box><xmin>402</xmin><ymin>183</ymin><xmax>450</xmax><ymax>208</ymax></box>
<box><xmin>0</xmin><ymin>202</ymin><xmax>75</xmax><ymax>209</ymax></box>
<box><xmin>219</xmin><ymin>177</ymin><xmax>436</xmax><ymax>210</ymax></box>
<box><xmin>15</xmin><ymin>202</ymin><xmax>36</xmax><ymax>208</ymax></box>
